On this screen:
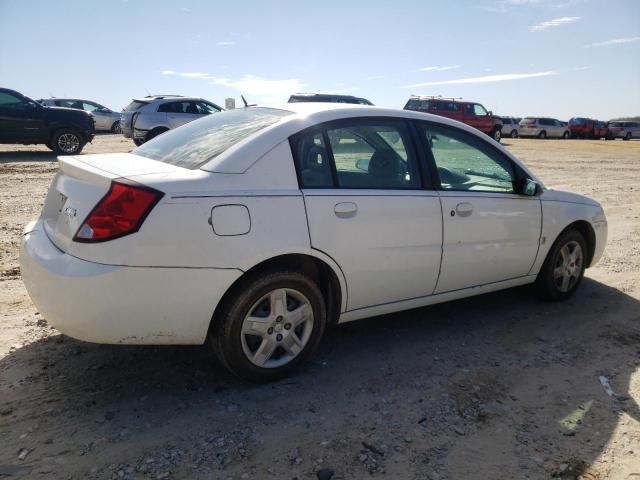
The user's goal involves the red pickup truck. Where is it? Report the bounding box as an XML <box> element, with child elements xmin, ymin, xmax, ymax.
<box><xmin>404</xmin><ymin>96</ymin><xmax>503</xmax><ymax>142</ymax></box>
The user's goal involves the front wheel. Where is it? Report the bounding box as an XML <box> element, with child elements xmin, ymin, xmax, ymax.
<box><xmin>110</xmin><ymin>121</ymin><xmax>121</xmax><ymax>134</ymax></box>
<box><xmin>538</xmin><ymin>131</ymin><xmax>547</xmax><ymax>139</ymax></box>
<box><xmin>624</xmin><ymin>132</ymin><xmax>632</xmax><ymax>141</ymax></box>
<box><xmin>562</xmin><ymin>131</ymin><xmax>570</xmax><ymax>139</ymax></box>
<box><xmin>51</xmin><ymin>130</ymin><xmax>84</xmax><ymax>155</ymax></box>
<box><xmin>209</xmin><ymin>269</ymin><xmax>327</xmax><ymax>383</ymax></box>
<box><xmin>536</xmin><ymin>230</ymin><xmax>587</xmax><ymax>301</ymax></box>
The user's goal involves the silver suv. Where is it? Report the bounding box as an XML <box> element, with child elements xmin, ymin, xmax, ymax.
<box><xmin>518</xmin><ymin>117</ymin><xmax>570</xmax><ymax>139</ymax></box>
<box><xmin>120</xmin><ymin>95</ymin><xmax>223</xmax><ymax>145</ymax></box>
<box><xmin>38</xmin><ymin>98</ymin><xmax>121</xmax><ymax>133</ymax></box>
<box><xmin>608</xmin><ymin>121</ymin><xmax>640</xmax><ymax>141</ymax></box>
<box><xmin>500</xmin><ymin>117</ymin><xmax>519</xmax><ymax>138</ymax></box>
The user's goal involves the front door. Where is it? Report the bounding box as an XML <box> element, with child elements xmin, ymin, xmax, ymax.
<box><xmin>0</xmin><ymin>91</ymin><xmax>43</xmax><ymax>143</ymax></box>
<box><xmin>416</xmin><ymin>121</ymin><xmax>542</xmax><ymax>293</ymax></box>
<box><xmin>291</xmin><ymin>118</ymin><xmax>443</xmax><ymax>311</ymax></box>
<box><xmin>463</xmin><ymin>103</ymin><xmax>493</xmax><ymax>133</ymax></box>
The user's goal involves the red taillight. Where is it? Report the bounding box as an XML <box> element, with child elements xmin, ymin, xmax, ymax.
<box><xmin>74</xmin><ymin>181</ymin><xmax>163</xmax><ymax>243</ymax></box>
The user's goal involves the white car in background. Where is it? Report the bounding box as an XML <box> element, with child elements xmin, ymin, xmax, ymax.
<box><xmin>518</xmin><ymin>117</ymin><xmax>570</xmax><ymax>139</ymax></box>
<box><xmin>20</xmin><ymin>104</ymin><xmax>607</xmax><ymax>382</ymax></box>
<box><xmin>500</xmin><ymin>117</ymin><xmax>520</xmax><ymax>138</ymax></box>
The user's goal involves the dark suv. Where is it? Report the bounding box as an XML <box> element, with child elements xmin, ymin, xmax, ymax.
<box><xmin>0</xmin><ymin>88</ymin><xmax>94</xmax><ymax>154</ymax></box>
<box><xmin>404</xmin><ymin>96</ymin><xmax>503</xmax><ymax>142</ymax></box>
<box><xmin>288</xmin><ymin>93</ymin><xmax>373</xmax><ymax>105</ymax></box>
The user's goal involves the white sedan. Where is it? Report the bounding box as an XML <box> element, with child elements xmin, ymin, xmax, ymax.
<box><xmin>20</xmin><ymin>103</ymin><xmax>608</xmax><ymax>382</ymax></box>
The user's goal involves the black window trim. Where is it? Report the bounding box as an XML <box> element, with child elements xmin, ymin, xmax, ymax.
<box><xmin>289</xmin><ymin>116</ymin><xmax>434</xmax><ymax>191</ymax></box>
<box><xmin>413</xmin><ymin>119</ymin><xmax>529</xmax><ymax>195</ymax></box>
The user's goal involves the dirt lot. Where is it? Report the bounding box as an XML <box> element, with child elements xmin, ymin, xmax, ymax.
<box><xmin>1</xmin><ymin>136</ymin><xmax>639</xmax><ymax>480</ymax></box>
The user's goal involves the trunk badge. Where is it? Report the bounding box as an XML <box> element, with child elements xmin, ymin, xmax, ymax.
<box><xmin>63</xmin><ymin>206</ymin><xmax>77</xmax><ymax>218</ymax></box>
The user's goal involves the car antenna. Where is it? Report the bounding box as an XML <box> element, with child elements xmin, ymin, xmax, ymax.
<box><xmin>241</xmin><ymin>95</ymin><xmax>256</xmax><ymax>108</ymax></box>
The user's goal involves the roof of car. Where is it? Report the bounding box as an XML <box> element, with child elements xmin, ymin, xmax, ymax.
<box><xmin>200</xmin><ymin>104</ymin><xmax>542</xmax><ymax>186</ymax></box>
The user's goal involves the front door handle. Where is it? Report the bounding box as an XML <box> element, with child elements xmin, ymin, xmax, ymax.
<box><xmin>454</xmin><ymin>202</ymin><xmax>473</xmax><ymax>217</ymax></box>
<box><xmin>334</xmin><ymin>202</ymin><xmax>358</xmax><ymax>218</ymax></box>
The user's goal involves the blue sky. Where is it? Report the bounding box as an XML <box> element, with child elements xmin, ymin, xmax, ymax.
<box><xmin>1</xmin><ymin>0</ymin><xmax>638</xmax><ymax>120</ymax></box>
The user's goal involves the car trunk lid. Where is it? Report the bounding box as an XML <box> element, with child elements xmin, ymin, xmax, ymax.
<box><xmin>41</xmin><ymin>153</ymin><xmax>180</xmax><ymax>252</ymax></box>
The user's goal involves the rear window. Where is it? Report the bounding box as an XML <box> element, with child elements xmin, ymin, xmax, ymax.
<box><xmin>133</xmin><ymin>108</ymin><xmax>292</xmax><ymax>169</ymax></box>
<box><xmin>404</xmin><ymin>99</ymin><xmax>429</xmax><ymax>111</ymax></box>
<box><xmin>569</xmin><ymin>117</ymin><xmax>587</xmax><ymax>125</ymax></box>
<box><xmin>520</xmin><ymin>118</ymin><xmax>537</xmax><ymax>124</ymax></box>
<box><xmin>123</xmin><ymin>101</ymin><xmax>148</xmax><ymax>112</ymax></box>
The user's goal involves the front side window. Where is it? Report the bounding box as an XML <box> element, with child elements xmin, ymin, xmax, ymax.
<box><xmin>473</xmin><ymin>104</ymin><xmax>488</xmax><ymax>116</ymax></box>
<box><xmin>418</xmin><ymin>123</ymin><xmax>516</xmax><ymax>194</ymax></box>
<box><xmin>82</xmin><ymin>102</ymin><xmax>103</xmax><ymax>112</ymax></box>
<box><xmin>134</xmin><ymin>107</ymin><xmax>292</xmax><ymax>169</ymax></box>
<box><xmin>0</xmin><ymin>91</ymin><xmax>25</xmax><ymax>109</ymax></box>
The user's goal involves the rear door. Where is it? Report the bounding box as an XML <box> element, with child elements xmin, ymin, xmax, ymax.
<box><xmin>415</xmin><ymin>121</ymin><xmax>541</xmax><ymax>292</ymax></box>
<box><xmin>292</xmin><ymin>118</ymin><xmax>443</xmax><ymax>311</ymax></box>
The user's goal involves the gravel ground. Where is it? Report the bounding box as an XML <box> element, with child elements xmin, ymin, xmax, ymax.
<box><xmin>0</xmin><ymin>135</ymin><xmax>639</xmax><ymax>480</ymax></box>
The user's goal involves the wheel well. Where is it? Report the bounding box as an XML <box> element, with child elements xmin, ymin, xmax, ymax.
<box><xmin>212</xmin><ymin>254</ymin><xmax>343</xmax><ymax>329</ymax></box>
<box><xmin>146</xmin><ymin>127</ymin><xmax>169</xmax><ymax>141</ymax></box>
<box><xmin>560</xmin><ymin>221</ymin><xmax>596</xmax><ymax>267</ymax></box>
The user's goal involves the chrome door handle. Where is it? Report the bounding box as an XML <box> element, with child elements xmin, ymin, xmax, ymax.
<box><xmin>454</xmin><ymin>202</ymin><xmax>473</xmax><ymax>217</ymax></box>
<box><xmin>334</xmin><ymin>202</ymin><xmax>358</xmax><ymax>218</ymax></box>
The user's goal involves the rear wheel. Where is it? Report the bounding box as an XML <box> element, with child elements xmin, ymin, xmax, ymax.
<box><xmin>536</xmin><ymin>230</ymin><xmax>587</xmax><ymax>301</ymax></box>
<box><xmin>510</xmin><ymin>129</ymin><xmax>518</xmax><ymax>138</ymax></box>
<box><xmin>562</xmin><ymin>131</ymin><xmax>570</xmax><ymax>139</ymax></box>
<box><xmin>209</xmin><ymin>269</ymin><xmax>327</xmax><ymax>383</ymax></box>
<box><xmin>538</xmin><ymin>131</ymin><xmax>547</xmax><ymax>139</ymax></box>
<box><xmin>110</xmin><ymin>121</ymin><xmax>121</xmax><ymax>134</ymax></box>
<box><xmin>492</xmin><ymin>128</ymin><xmax>501</xmax><ymax>142</ymax></box>
<box><xmin>51</xmin><ymin>130</ymin><xmax>84</xmax><ymax>155</ymax></box>
<box><xmin>624</xmin><ymin>132</ymin><xmax>632</xmax><ymax>141</ymax></box>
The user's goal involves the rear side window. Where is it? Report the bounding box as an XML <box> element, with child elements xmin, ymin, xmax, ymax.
<box><xmin>291</xmin><ymin>120</ymin><xmax>421</xmax><ymax>190</ymax></box>
<box><xmin>134</xmin><ymin>107</ymin><xmax>292</xmax><ymax>169</ymax></box>
<box><xmin>123</xmin><ymin>101</ymin><xmax>148</xmax><ymax>112</ymax></box>
<box><xmin>404</xmin><ymin>99</ymin><xmax>429</xmax><ymax>111</ymax></box>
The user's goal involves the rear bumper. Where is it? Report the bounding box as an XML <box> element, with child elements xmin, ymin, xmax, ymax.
<box><xmin>20</xmin><ymin>220</ymin><xmax>242</xmax><ymax>345</ymax></box>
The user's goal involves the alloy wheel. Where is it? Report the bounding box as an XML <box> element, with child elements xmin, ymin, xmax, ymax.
<box><xmin>57</xmin><ymin>133</ymin><xmax>80</xmax><ymax>153</ymax></box>
<box><xmin>553</xmin><ymin>241</ymin><xmax>583</xmax><ymax>292</ymax></box>
<box><xmin>240</xmin><ymin>288</ymin><xmax>314</xmax><ymax>368</ymax></box>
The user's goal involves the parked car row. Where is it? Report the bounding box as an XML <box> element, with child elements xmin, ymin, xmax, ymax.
<box><xmin>569</xmin><ymin>117</ymin><xmax>639</xmax><ymax>140</ymax></box>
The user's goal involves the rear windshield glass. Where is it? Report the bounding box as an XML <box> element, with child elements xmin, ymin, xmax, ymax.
<box><xmin>123</xmin><ymin>101</ymin><xmax>148</xmax><ymax>112</ymax></box>
<box><xmin>133</xmin><ymin>108</ymin><xmax>292</xmax><ymax>169</ymax></box>
<box><xmin>520</xmin><ymin>118</ymin><xmax>536</xmax><ymax>124</ymax></box>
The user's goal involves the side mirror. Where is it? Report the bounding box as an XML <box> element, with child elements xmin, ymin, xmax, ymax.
<box><xmin>355</xmin><ymin>158</ymin><xmax>370</xmax><ymax>172</ymax></box>
<box><xmin>517</xmin><ymin>178</ymin><xmax>542</xmax><ymax>196</ymax></box>
<box><xmin>487</xmin><ymin>111</ymin><xmax>493</xmax><ymax>116</ymax></box>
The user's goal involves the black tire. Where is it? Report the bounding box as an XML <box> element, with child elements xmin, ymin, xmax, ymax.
<box><xmin>536</xmin><ymin>229</ymin><xmax>587</xmax><ymax>301</ymax></box>
<box><xmin>110</xmin><ymin>121</ymin><xmax>121</xmax><ymax>134</ymax></box>
<box><xmin>510</xmin><ymin>129</ymin><xmax>518</xmax><ymax>138</ymax></box>
<box><xmin>146</xmin><ymin>128</ymin><xmax>169</xmax><ymax>142</ymax></box>
<box><xmin>51</xmin><ymin>130</ymin><xmax>84</xmax><ymax>155</ymax></box>
<box><xmin>571</xmin><ymin>133</ymin><xmax>578</xmax><ymax>139</ymax></box>
<box><xmin>562</xmin><ymin>131</ymin><xmax>570</xmax><ymax>139</ymax></box>
<box><xmin>133</xmin><ymin>138</ymin><xmax>145</xmax><ymax>147</ymax></box>
<box><xmin>492</xmin><ymin>128</ymin><xmax>502</xmax><ymax>142</ymax></box>
<box><xmin>209</xmin><ymin>269</ymin><xmax>327</xmax><ymax>383</ymax></box>
<box><xmin>538</xmin><ymin>131</ymin><xmax>547</xmax><ymax>139</ymax></box>
<box><xmin>624</xmin><ymin>132</ymin><xmax>632</xmax><ymax>141</ymax></box>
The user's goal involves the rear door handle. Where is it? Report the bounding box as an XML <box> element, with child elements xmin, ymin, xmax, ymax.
<box><xmin>334</xmin><ymin>202</ymin><xmax>358</xmax><ymax>218</ymax></box>
<box><xmin>453</xmin><ymin>202</ymin><xmax>473</xmax><ymax>217</ymax></box>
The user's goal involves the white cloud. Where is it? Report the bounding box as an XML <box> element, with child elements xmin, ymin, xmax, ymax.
<box><xmin>208</xmin><ymin>75</ymin><xmax>306</xmax><ymax>96</ymax></box>
<box><xmin>584</xmin><ymin>36</ymin><xmax>640</xmax><ymax>48</ymax></box>
<box><xmin>418</xmin><ymin>65</ymin><xmax>461</xmax><ymax>72</ymax></box>
<box><xmin>216</xmin><ymin>41</ymin><xmax>235</xmax><ymax>46</ymax></box>
<box><xmin>402</xmin><ymin>71</ymin><xmax>557</xmax><ymax>88</ymax></box>
<box><xmin>530</xmin><ymin>16</ymin><xmax>580</xmax><ymax>32</ymax></box>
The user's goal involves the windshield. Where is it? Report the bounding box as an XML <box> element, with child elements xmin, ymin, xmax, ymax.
<box><xmin>133</xmin><ymin>107</ymin><xmax>292</xmax><ymax>169</ymax></box>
